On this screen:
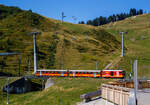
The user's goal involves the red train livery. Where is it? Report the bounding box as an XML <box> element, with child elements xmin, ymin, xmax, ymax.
<box><xmin>35</xmin><ymin>69</ymin><xmax>125</xmax><ymax>78</ymax></box>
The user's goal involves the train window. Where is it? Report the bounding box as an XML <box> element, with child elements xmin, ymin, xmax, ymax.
<box><xmin>111</xmin><ymin>72</ymin><xmax>114</xmax><ymax>76</ymax></box>
<box><xmin>119</xmin><ymin>71</ymin><xmax>124</xmax><ymax>75</ymax></box>
<box><xmin>70</xmin><ymin>72</ymin><xmax>73</xmax><ymax>74</ymax></box>
<box><xmin>90</xmin><ymin>72</ymin><xmax>93</xmax><ymax>74</ymax></box>
<box><xmin>79</xmin><ymin>72</ymin><xmax>81</xmax><ymax>74</ymax></box>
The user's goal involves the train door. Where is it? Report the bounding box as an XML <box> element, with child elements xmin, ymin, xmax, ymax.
<box><xmin>73</xmin><ymin>72</ymin><xmax>75</xmax><ymax>77</ymax></box>
<box><xmin>61</xmin><ymin>72</ymin><xmax>63</xmax><ymax>77</ymax></box>
<box><xmin>116</xmin><ymin>71</ymin><xmax>119</xmax><ymax>77</ymax></box>
<box><xmin>94</xmin><ymin>72</ymin><xmax>96</xmax><ymax>78</ymax></box>
<box><xmin>40</xmin><ymin>71</ymin><xmax>42</xmax><ymax>76</ymax></box>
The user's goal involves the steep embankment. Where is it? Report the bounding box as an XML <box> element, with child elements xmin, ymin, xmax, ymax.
<box><xmin>102</xmin><ymin>14</ymin><xmax>150</xmax><ymax>78</ymax></box>
<box><xmin>0</xmin><ymin>5</ymin><xmax>121</xmax><ymax>76</ymax></box>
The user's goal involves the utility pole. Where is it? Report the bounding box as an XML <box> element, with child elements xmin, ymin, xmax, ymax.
<box><xmin>1</xmin><ymin>56</ymin><xmax>4</xmax><ymax>71</ymax></box>
<box><xmin>33</xmin><ymin>33</ymin><xmax>37</xmax><ymax>73</ymax></box>
<box><xmin>7</xmin><ymin>77</ymin><xmax>9</xmax><ymax>104</ymax></box>
<box><xmin>29</xmin><ymin>31</ymin><xmax>41</xmax><ymax>74</ymax></box>
<box><xmin>61</xmin><ymin>39</ymin><xmax>64</xmax><ymax>70</ymax></box>
<box><xmin>72</xmin><ymin>16</ymin><xmax>77</xmax><ymax>24</ymax></box>
<box><xmin>42</xmin><ymin>79</ymin><xmax>44</xmax><ymax>90</ymax></box>
<box><xmin>18</xmin><ymin>56</ymin><xmax>21</xmax><ymax>76</ymax></box>
<box><xmin>129</xmin><ymin>60</ymin><xmax>133</xmax><ymax>79</ymax></box>
<box><xmin>96</xmin><ymin>61</ymin><xmax>98</xmax><ymax>70</ymax></box>
<box><xmin>28</xmin><ymin>58</ymin><xmax>30</xmax><ymax>73</ymax></box>
<box><xmin>120</xmin><ymin>32</ymin><xmax>127</xmax><ymax>57</ymax></box>
<box><xmin>61</xmin><ymin>12</ymin><xmax>66</xmax><ymax>70</ymax></box>
<box><xmin>134</xmin><ymin>60</ymin><xmax>138</xmax><ymax>105</ymax></box>
<box><xmin>61</xmin><ymin>12</ymin><xmax>66</xmax><ymax>23</ymax></box>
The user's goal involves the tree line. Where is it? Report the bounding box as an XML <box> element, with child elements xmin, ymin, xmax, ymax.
<box><xmin>78</xmin><ymin>8</ymin><xmax>144</xmax><ymax>26</ymax></box>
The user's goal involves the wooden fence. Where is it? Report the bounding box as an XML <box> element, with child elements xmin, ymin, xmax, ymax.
<box><xmin>101</xmin><ymin>84</ymin><xmax>131</xmax><ymax>105</ymax></box>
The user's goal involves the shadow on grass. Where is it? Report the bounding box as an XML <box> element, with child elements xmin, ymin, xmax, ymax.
<box><xmin>0</xmin><ymin>71</ymin><xmax>16</xmax><ymax>77</ymax></box>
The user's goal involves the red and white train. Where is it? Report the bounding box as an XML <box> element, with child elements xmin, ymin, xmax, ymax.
<box><xmin>35</xmin><ymin>69</ymin><xmax>125</xmax><ymax>78</ymax></box>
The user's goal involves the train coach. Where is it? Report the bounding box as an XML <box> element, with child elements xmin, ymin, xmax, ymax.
<box><xmin>35</xmin><ymin>69</ymin><xmax>125</xmax><ymax>78</ymax></box>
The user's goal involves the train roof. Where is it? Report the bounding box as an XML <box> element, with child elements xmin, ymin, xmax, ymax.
<box><xmin>69</xmin><ymin>70</ymin><xmax>101</xmax><ymax>72</ymax></box>
<box><xmin>102</xmin><ymin>70</ymin><xmax>123</xmax><ymax>71</ymax></box>
<box><xmin>37</xmin><ymin>69</ymin><xmax>124</xmax><ymax>72</ymax></box>
<box><xmin>37</xmin><ymin>69</ymin><xmax>67</xmax><ymax>72</ymax></box>
<box><xmin>0</xmin><ymin>52</ymin><xmax>20</xmax><ymax>56</ymax></box>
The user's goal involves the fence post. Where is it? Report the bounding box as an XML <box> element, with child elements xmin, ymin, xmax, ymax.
<box><xmin>134</xmin><ymin>60</ymin><xmax>138</xmax><ymax>105</ymax></box>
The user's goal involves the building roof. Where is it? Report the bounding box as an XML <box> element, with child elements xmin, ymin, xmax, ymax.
<box><xmin>0</xmin><ymin>52</ymin><xmax>20</xmax><ymax>56</ymax></box>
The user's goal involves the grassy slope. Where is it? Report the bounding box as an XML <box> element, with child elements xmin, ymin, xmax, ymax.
<box><xmin>0</xmin><ymin>5</ymin><xmax>120</xmax><ymax>105</ymax></box>
<box><xmin>0</xmin><ymin>5</ymin><xmax>121</xmax><ymax>76</ymax></box>
<box><xmin>0</xmin><ymin>78</ymin><xmax>111</xmax><ymax>105</ymax></box>
<box><xmin>102</xmin><ymin>14</ymin><xmax>150</xmax><ymax>78</ymax></box>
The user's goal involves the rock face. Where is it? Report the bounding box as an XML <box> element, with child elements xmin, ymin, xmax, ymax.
<box><xmin>45</xmin><ymin>78</ymin><xmax>54</xmax><ymax>89</ymax></box>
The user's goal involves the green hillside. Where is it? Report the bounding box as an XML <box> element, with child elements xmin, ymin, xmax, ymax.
<box><xmin>102</xmin><ymin>14</ymin><xmax>150</xmax><ymax>78</ymax></box>
<box><xmin>0</xmin><ymin>5</ymin><xmax>121</xmax><ymax>76</ymax></box>
<box><xmin>0</xmin><ymin>5</ymin><xmax>123</xmax><ymax>105</ymax></box>
<box><xmin>2</xmin><ymin>5</ymin><xmax>150</xmax><ymax>105</ymax></box>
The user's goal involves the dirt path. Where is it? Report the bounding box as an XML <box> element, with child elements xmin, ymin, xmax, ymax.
<box><xmin>104</xmin><ymin>56</ymin><xmax>121</xmax><ymax>70</ymax></box>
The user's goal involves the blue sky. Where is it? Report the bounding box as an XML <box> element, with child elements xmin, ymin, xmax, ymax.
<box><xmin>1</xmin><ymin>0</ymin><xmax>150</xmax><ymax>23</ymax></box>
